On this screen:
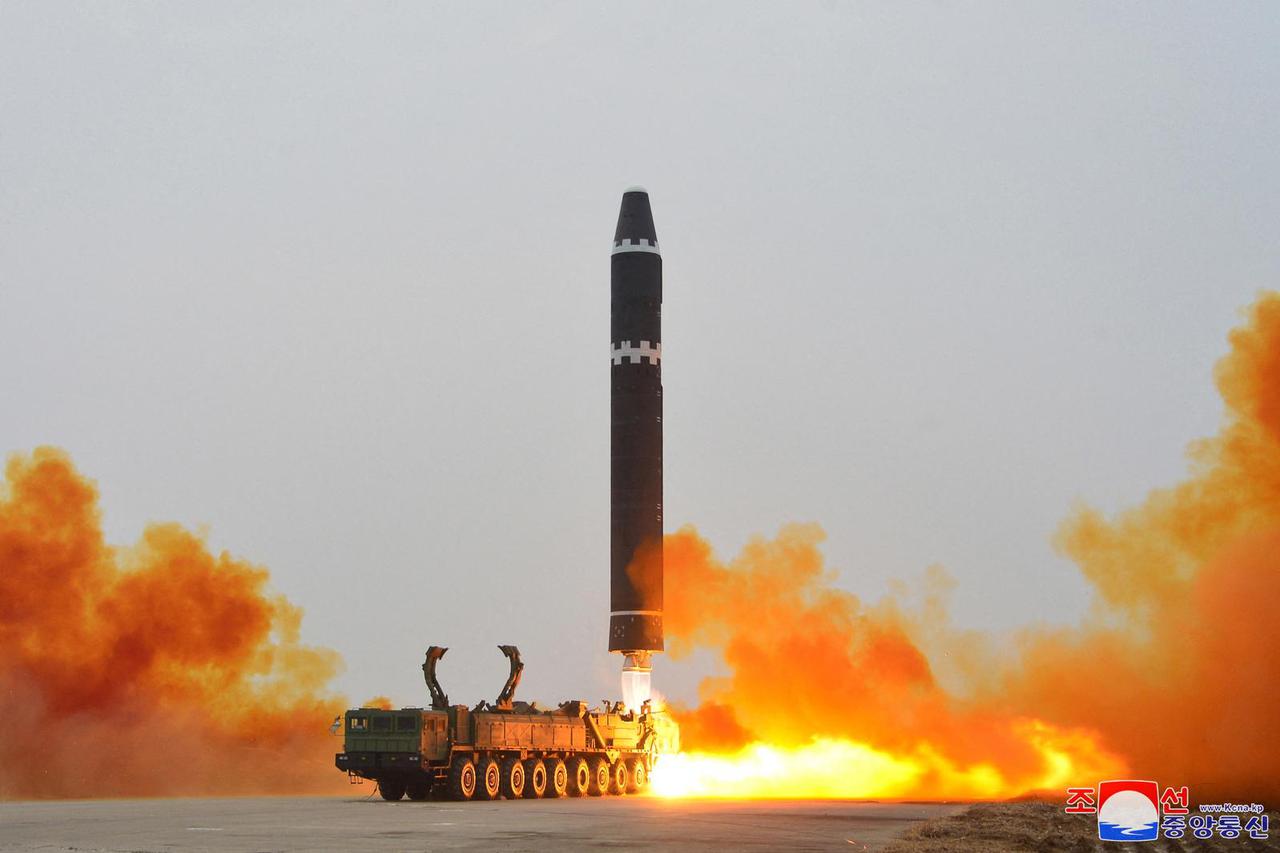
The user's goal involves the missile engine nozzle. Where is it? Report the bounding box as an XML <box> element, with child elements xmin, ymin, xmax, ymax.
<box><xmin>620</xmin><ymin>651</ymin><xmax>653</xmax><ymax>711</ymax></box>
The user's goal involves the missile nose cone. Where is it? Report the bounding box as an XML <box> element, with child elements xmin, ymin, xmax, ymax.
<box><xmin>614</xmin><ymin>187</ymin><xmax>658</xmax><ymax>247</ymax></box>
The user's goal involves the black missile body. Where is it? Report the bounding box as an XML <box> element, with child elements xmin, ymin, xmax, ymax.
<box><xmin>609</xmin><ymin>188</ymin><xmax>664</xmax><ymax>655</ymax></box>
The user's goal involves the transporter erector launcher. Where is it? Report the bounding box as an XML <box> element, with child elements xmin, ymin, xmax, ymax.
<box><xmin>609</xmin><ymin>187</ymin><xmax>664</xmax><ymax>709</ymax></box>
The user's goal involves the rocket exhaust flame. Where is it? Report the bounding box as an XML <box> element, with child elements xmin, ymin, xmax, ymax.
<box><xmin>620</xmin><ymin>651</ymin><xmax>653</xmax><ymax>711</ymax></box>
<box><xmin>3</xmin><ymin>289</ymin><xmax>1275</xmax><ymax>800</ymax></box>
<box><xmin>649</xmin><ymin>723</ymin><xmax>1119</xmax><ymax>800</ymax></box>
<box><xmin>652</xmin><ymin>524</ymin><xmax>1126</xmax><ymax>799</ymax></box>
<box><xmin>655</xmin><ymin>292</ymin><xmax>1280</xmax><ymax>802</ymax></box>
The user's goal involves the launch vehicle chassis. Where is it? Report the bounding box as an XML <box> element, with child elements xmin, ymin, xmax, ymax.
<box><xmin>336</xmin><ymin>645</ymin><xmax>677</xmax><ymax>802</ymax></box>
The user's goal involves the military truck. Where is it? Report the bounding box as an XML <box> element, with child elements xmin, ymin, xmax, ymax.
<box><xmin>335</xmin><ymin>646</ymin><xmax>680</xmax><ymax>801</ymax></box>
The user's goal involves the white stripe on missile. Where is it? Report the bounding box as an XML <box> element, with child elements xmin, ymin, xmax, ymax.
<box><xmin>612</xmin><ymin>238</ymin><xmax>661</xmax><ymax>255</ymax></box>
<box><xmin>611</xmin><ymin>611</ymin><xmax>663</xmax><ymax>617</ymax></box>
<box><xmin>611</xmin><ymin>341</ymin><xmax>661</xmax><ymax>365</ymax></box>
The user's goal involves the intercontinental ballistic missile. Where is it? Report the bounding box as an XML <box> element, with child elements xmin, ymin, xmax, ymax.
<box><xmin>609</xmin><ymin>187</ymin><xmax>664</xmax><ymax>709</ymax></box>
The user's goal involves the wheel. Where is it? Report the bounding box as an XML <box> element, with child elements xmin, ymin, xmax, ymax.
<box><xmin>406</xmin><ymin>778</ymin><xmax>432</xmax><ymax>801</ymax></box>
<box><xmin>588</xmin><ymin>756</ymin><xmax>610</xmax><ymax>797</ymax></box>
<box><xmin>447</xmin><ymin>757</ymin><xmax>477</xmax><ymax>801</ymax></box>
<box><xmin>476</xmin><ymin>756</ymin><xmax>502</xmax><ymax>800</ymax></box>
<box><xmin>625</xmin><ymin>757</ymin><xmax>647</xmax><ymax>793</ymax></box>
<box><xmin>566</xmin><ymin>756</ymin><xmax>590</xmax><ymax>797</ymax></box>
<box><xmin>609</xmin><ymin>759</ymin><xmax>629</xmax><ymax>796</ymax></box>
<box><xmin>544</xmin><ymin>757</ymin><xmax>568</xmax><ymax>798</ymax></box>
<box><xmin>522</xmin><ymin>759</ymin><xmax>547</xmax><ymax>799</ymax></box>
<box><xmin>500</xmin><ymin>756</ymin><xmax>526</xmax><ymax>799</ymax></box>
<box><xmin>378</xmin><ymin>777</ymin><xmax>406</xmax><ymax>801</ymax></box>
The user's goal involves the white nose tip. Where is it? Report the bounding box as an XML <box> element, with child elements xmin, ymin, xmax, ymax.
<box><xmin>624</xmin><ymin>185</ymin><xmax>648</xmax><ymax>194</ymax></box>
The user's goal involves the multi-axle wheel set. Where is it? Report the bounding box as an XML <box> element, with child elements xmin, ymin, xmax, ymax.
<box><xmin>377</xmin><ymin>753</ymin><xmax>650</xmax><ymax>802</ymax></box>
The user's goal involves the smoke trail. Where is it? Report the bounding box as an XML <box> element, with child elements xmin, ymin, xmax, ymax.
<box><xmin>0</xmin><ymin>448</ymin><xmax>347</xmax><ymax>798</ymax></box>
<box><xmin>662</xmin><ymin>292</ymin><xmax>1280</xmax><ymax>801</ymax></box>
<box><xmin>1011</xmin><ymin>292</ymin><xmax>1280</xmax><ymax>800</ymax></box>
<box><xmin>660</xmin><ymin>523</ymin><xmax>1124</xmax><ymax>798</ymax></box>
<box><xmin>7</xmin><ymin>292</ymin><xmax>1275</xmax><ymax>801</ymax></box>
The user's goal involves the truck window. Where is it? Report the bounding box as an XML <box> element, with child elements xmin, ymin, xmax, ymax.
<box><xmin>372</xmin><ymin>716</ymin><xmax>392</xmax><ymax>732</ymax></box>
<box><xmin>395</xmin><ymin>715</ymin><xmax>417</xmax><ymax>732</ymax></box>
<box><xmin>349</xmin><ymin>716</ymin><xmax>368</xmax><ymax>731</ymax></box>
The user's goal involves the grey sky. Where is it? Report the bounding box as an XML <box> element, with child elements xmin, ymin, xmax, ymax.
<box><xmin>2</xmin><ymin>3</ymin><xmax>1277</xmax><ymax>708</ymax></box>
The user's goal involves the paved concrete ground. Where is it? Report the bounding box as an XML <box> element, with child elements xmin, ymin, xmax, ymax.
<box><xmin>0</xmin><ymin>796</ymin><xmax>966</xmax><ymax>852</ymax></box>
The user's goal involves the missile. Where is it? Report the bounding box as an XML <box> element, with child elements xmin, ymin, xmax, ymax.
<box><xmin>609</xmin><ymin>186</ymin><xmax>664</xmax><ymax>709</ymax></box>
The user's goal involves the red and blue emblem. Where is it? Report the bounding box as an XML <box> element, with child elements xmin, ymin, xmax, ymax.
<box><xmin>1098</xmin><ymin>780</ymin><xmax>1160</xmax><ymax>842</ymax></box>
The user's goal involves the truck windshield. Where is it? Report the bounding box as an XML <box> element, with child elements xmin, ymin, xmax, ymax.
<box><xmin>372</xmin><ymin>716</ymin><xmax>392</xmax><ymax>732</ymax></box>
<box><xmin>349</xmin><ymin>716</ymin><xmax>367</xmax><ymax>731</ymax></box>
<box><xmin>395</xmin><ymin>715</ymin><xmax>416</xmax><ymax>732</ymax></box>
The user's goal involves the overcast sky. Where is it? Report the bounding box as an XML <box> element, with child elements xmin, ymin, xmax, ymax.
<box><xmin>2</xmin><ymin>3</ymin><xmax>1277</xmax><ymax>707</ymax></box>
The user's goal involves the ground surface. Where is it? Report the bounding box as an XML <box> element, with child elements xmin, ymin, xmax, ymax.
<box><xmin>885</xmin><ymin>802</ymin><xmax>1280</xmax><ymax>853</ymax></box>
<box><xmin>0</xmin><ymin>796</ymin><xmax>965</xmax><ymax>852</ymax></box>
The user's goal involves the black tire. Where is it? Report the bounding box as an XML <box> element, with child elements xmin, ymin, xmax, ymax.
<box><xmin>609</xmin><ymin>759</ymin><xmax>629</xmax><ymax>796</ymax></box>
<box><xmin>566</xmin><ymin>756</ymin><xmax>590</xmax><ymax>797</ymax></box>
<box><xmin>378</xmin><ymin>777</ymin><xmax>406</xmax><ymax>801</ymax></box>
<box><xmin>406</xmin><ymin>778</ymin><xmax>432</xmax><ymax>801</ymax></box>
<box><xmin>447</xmin><ymin>757</ymin><xmax>477</xmax><ymax>801</ymax></box>
<box><xmin>523</xmin><ymin>759</ymin><xmax>547</xmax><ymax>799</ymax></box>
<box><xmin>588</xmin><ymin>756</ymin><xmax>610</xmax><ymax>797</ymax></box>
<box><xmin>500</xmin><ymin>756</ymin><xmax>525</xmax><ymax>799</ymax></box>
<box><xmin>544</xmin><ymin>757</ymin><xmax>568</xmax><ymax>799</ymax></box>
<box><xmin>626</xmin><ymin>757</ymin><xmax>647</xmax><ymax>793</ymax></box>
<box><xmin>476</xmin><ymin>756</ymin><xmax>501</xmax><ymax>801</ymax></box>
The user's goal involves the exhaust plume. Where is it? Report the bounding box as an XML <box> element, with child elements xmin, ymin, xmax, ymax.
<box><xmin>1014</xmin><ymin>291</ymin><xmax>1280</xmax><ymax>801</ymax></box>
<box><xmin>658</xmin><ymin>292</ymin><xmax>1280</xmax><ymax>801</ymax></box>
<box><xmin>0</xmin><ymin>448</ymin><xmax>347</xmax><ymax>798</ymax></box>
<box><xmin>6</xmin><ymin>291</ymin><xmax>1276</xmax><ymax>801</ymax></box>
<box><xmin>658</xmin><ymin>524</ymin><xmax>1124</xmax><ymax>798</ymax></box>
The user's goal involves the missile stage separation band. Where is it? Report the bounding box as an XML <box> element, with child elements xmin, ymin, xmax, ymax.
<box><xmin>612</xmin><ymin>341</ymin><xmax>662</xmax><ymax>365</ymax></box>
<box><xmin>612</xmin><ymin>238</ymin><xmax>661</xmax><ymax>255</ymax></box>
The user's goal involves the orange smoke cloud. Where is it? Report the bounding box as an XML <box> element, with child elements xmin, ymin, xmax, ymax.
<box><xmin>1012</xmin><ymin>292</ymin><xmax>1280</xmax><ymax>801</ymax></box>
<box><xmin>660</xmin><ymin>524</ymin><xmax>1124</xmax><ymax>798</ymax></box>
<box><xmin>662</xmin><ymin>292</ymin><xmax>1280</xmax><ymax>802</ymax></box>
<box><xmin>0</xmin><ymin>448</ymin><xmax>347</xmax><ymax>798</ymax></box>
<box><xmin>7</xmin><ymin>292</ymin><xmax>1276</xmax><ymax>803</ymax></box>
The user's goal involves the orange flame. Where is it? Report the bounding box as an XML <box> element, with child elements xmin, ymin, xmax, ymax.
<box><xmin>658</xmin><ymin>524</ymin><xmax>1126</xmax><ymax>799</ymax></box>
<box><xmin>4</xmin><ymin>292</ymin><xmax>1277</xmax><ymax>801</ymax></box>
<box><xmin>0</xmin><ymin>448</ymin><xmax>348</xmax><ymax>798</ymax></box>
<box><xmin>659</xmin><ymin>292</ymin><xmax>1280</xmax><ymax>802</ymax></box>
<box><xmin>651</xmin><ymin>720</ymin><xmax>1122</xmax><ymax>800</ymax></box>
